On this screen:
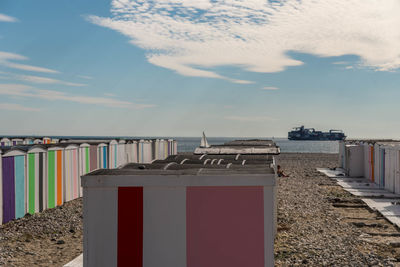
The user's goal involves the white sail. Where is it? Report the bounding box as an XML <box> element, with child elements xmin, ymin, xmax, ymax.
<box><xmin>200</xmin><ymin>131</ymin><xmax>210</xmax><ymax>148</ymax></box>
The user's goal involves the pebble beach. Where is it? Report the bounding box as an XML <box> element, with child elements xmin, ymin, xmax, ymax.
<box><xmin>1</xmin><ymin>153</ymin><xmax>400</xmax><ymax>266</ymax></box>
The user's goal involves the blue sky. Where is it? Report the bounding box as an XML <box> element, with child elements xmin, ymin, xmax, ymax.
<box><xmin>1</xmin><ymin>0</ymin><xmax>400</xmax><ymax>138</ymax></box>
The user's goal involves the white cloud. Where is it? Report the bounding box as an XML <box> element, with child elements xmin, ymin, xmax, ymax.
<box><xmin>78</xmin><ymin>75</ymin><xmax>93</xmax><ymax>80</ymax></box>
<box><xmin>0</xmin><ymin>51</ymin><xmax>59</xmax><ymax>73</ymax></box>
<box><xmin>262</xmin><ymin>86</ymin><xmax>279</xmax><ymax>90</ymax></box>
<box><xmin>88</xmin><ymin>0</ymin><xmax>400</xmax><ymax>82</ymax></box>
<box><xmin>1</xmin><ymin>72</ymin><xmax>86</xmax><ymax>86</ymax></box>
<box><xmin>345</xmin><ymin>66</ymin><xmax>354</xmax><ymax>70</ymax></box>
<box><xmin>225</xmin><ymin>115</ymin><xmax>275</xmax><ymax>122</ymax></box>
<box><xmin>0</xmin><ymin>84</ymin><xmax>155</xmax><ymax>109</ymax></box>
<box><xmin>0</xmin><ymin>103</ymin><xmax>40</xmax><ymax>112</ymax></box>
<box><xmin>104</xmin><ymin>92</ymin><xmax>116</xmax><ymax>97</ymax></box>
<box><xmin>0</xmin><ymin>14</ymin><xmax>18</xmax><ymax>23</ymax></box>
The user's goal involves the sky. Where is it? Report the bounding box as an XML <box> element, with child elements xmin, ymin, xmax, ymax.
<box><xmin>0</xmin><ymin>0</ymin><xmax>400</xmax><ymax>138</ymax></box>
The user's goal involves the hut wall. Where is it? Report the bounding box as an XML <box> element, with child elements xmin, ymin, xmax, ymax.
<box><xmin>2</xmin><ymin>156</ymin><xmax>15</xmax><ymax>223</ymax></box>
<box><xmin>345</xmin><ymin>145</ymin><xmax>364</xmax><ymax>177</ymax></box>
<box><xmin>0</xmin><ymin>152</ymin><xmax>2</xmax><ymax>224</ymax></box>
<box><xmin>47</xmin><ymin>149</ymin><xmax>64</xmax><ymax>208</ymax></box>
<box><xmin>117</xmin><ymin>143</ymin><xmax>126</xmax><ymax>167</ymax></box>
<box><xmin>90</xmin><ymin>145</ymin><xmax>98</xmax><ymax>172</ymax></box>
<box><xmin>27</xmin><ymin>151</ymin><xmax>47</xmax><ymax>214</ymax></box>
<box><xmin>64</xmin><ymin>147</ymin><xmax>79</xmax><ymax>202</ymax></box>
<box><xmin>97</xmin><ymin>145</ymin><xmax>108</xmax><ymax>169</ymax></box>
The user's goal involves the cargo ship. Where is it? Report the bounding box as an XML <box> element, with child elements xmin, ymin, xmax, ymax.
<box><xmin>288</xmin><ymin>126</ymin><xmax>346</xmax><ymax>141</ymax></box>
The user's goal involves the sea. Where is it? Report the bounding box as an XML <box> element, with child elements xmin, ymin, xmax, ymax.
<box><xmin>40</xmin><ymin>136</ymin><xmax>339</xmax><ymax>154</ymax></box>
<box><xmin>175</xmin><ymin>137</ymin><xmax>339</xmax><ymax>153</ymax></box>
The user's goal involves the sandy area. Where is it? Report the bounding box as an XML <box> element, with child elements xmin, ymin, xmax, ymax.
<box><xmin>1</xmin><ymin>153</ymin><xmax>400</xmax><ymax>266</ymax></box>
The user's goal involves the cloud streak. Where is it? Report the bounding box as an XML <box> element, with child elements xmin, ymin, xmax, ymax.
<box><xmin>0</xmin><ymin>84</ymin><xmax>155</xmax><ymax>109</ymax></box>
<box><xmin>0</xmin><ymin>72</ymin><xmax>86</xmax><ymax>86</ymax></box>
<box><xmin>0</xmin><ymin>14</ymin><xmax>18</xmax><ymax>23</ymax></box>
<box><xmin>0</xmin><ymin>103</ymin><xmax>40</xmax><ymax>112</ymax></box>
<box><xmin>0</xmin><ymin>51</ymin><xmax>59</xmax><ymax>74</ymax></box>
<box><xmin>262</xmin><ymin>86</ymin><xmax>279</xmax><ymax>90</ymax></box>
<box><xmin>88</xmin><ymin>0</ymin><xmax>400</xmax><ymax>82</ymax></box>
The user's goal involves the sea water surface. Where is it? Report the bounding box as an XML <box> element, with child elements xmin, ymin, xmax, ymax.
<box><xmin>175</xmin><ymin>137</ymin><xmax>339</xmax><ymax>153</ymax></box>
<box><xmin>49</xmin><ymin>135</ymin><xmax>339</xmax><ymax>154</ymax></box>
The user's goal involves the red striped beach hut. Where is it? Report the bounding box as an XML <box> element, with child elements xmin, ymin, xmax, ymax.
<box><xmin>1</xmin><ymin>148</ymin><xmax>27</xmax><ymax>223</ymax></box>
<box><xmin>82</xmin><ymin>169</ymin><xmax>277</xmax><ymax>267</ymax></box>
<box><xmin>26</xmin><ymin>146</ymin><xmax>47</xmax><ymax>214</ymax></box>
<box><xmin>43</xmin><ymin>137</ymin><xmax>51</xmax><ymax>144</ymax></box>
<box><xmin>47</xmin><ymin>146</ymin><xmax>65</xmax><ymax>208</ymax></box>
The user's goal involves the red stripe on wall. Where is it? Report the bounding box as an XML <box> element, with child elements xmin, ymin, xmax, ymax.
<box><xmin>118</xmin><ymin>187</ymin><xmax>143</xmax><ymax>267</ymax></box>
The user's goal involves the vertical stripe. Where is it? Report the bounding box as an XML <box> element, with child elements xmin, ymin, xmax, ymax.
<box><xmin>118</xmin><ymin>187</ymin><xmax>143</xmax><ymax>267</ymax></box>
<box><xmin>114</xmin><ymin>145</ymin><xmax>117</xmax><ymax>168</ymax></box>
<box><xmin>186</xmin><ymin>186</ymin><xmax>264</xmax><ymax>267</ymax></box>
<box><xmin>143</xmin><ymin>187</ymin><xmax>186</xmax><ymax>267</ymax></box>
<box><xmin>90</xmin><ymin>145</ymin><xmax>97</xmax><ymax>171</ymax></box>
<box><xmin>34</xmin><ymin>154</ymin><xmax>39</xmax><ymax>213</ymax></box>
<box><xmin>39</xmin><ymin>153</ymin><xmax>44</xmax><ymax>212</ymax></box>
<box><xmin>57</xmin><ymin>150</ymin><xmax>62</xmax><ymax>206</ymax></box>
<box><xmin>73</xmin><ymin>150</ymin><xmax>78</xmax><ymax>199</ymax></box>
<box><xmin>2</xmin><ymin>157</ymin><xmax>15</xmax><ymax>223</ymax></box>
<box><xmin>103</xmin><ymin>146</ymin><xmax>107</xmax><ymax>168</ymax></box>
<box><xmin>48</xmin><ymin>151</ymin><xmax>55</xmax><ymax>208</ymax></box>
<box><xmin>14</xmin><ymin>155</ymin><xmax>25</xmax><ymax>219</ymax></box>
<box><xmin>371</xmin><ymin>146</ymin><xmax>374</xmax><ymax>182</ymax></box>
<box><xmin>28</xmin><ymin>154</ymin><xmax>35</xmax><ymax>214</ymax></box>
<box><xmin>86</xmin><ymin>148</ymin><xmax>89</xmax><ymax>173</ymax></box>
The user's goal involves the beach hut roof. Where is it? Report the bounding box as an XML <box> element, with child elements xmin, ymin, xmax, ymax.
<box><xmin>118</xmin><ymin>140</ymin><xmax>126</xmax><ymax>144</ymax></box>
<box><xmin>2</xmin><ymin>147</ymin><xmax>27</xmax><ymax>157</ymax></box>
<box><xmin>63</xmin><ymin>144</ymin><xmax>79</xmax><ymax>150</ymax></box>
<box><xmin>47</xmin><ymin>145</ymin><xmax>65</xmax><ymax>151</ymax></box>
<box><xmin>97</xmin><ymin>143</ymin><xmax>107</xmax><ymax>147</ymax></box>
<box><xmin>28</xmin><ymin>145</ymin><xmax>47</xmax><ymax>153</ymax></box>
<box><xmin>79</xmin><ymin>143</ymin><xmax>90</xmax><ymax>148</ymax></box>
<box><xmin>1</xmin><ymin>137</ymin><xmax>11</xmax><ymax>142</ymax></box>
<box><xmin>109</xmin><ymin>140</ymin><xmax>118</xmax><ymax>145</ymax></box>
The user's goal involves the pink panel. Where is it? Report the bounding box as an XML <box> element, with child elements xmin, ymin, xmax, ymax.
<box><xmin>187</xmin><ymin>186</ymin><xmax>264</xmax><ymax>267</ymax></box>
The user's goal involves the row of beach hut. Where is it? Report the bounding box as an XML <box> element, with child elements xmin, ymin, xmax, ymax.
<box><xmin>339</xmin><ymin>140</ymin><xmax>400</xmax><ymax>194</ymax></box>
<box><xmin>0</xmin><ymin>137</ymin><xmax>58</xmax><ymax>147</ymax></box>
<box><xmin>0</xmin><ymin>139</ymin><xmax>177</xmax><ymax>225</ymax></box>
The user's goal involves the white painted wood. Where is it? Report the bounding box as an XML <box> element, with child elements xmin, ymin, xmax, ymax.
<box><xmin>63</xmin><ymin>253</ymin><xmax>83</xmax><ymax>267</ymax></box>
<box><xmin>143</xmin><ymin>187</ymin><xmax>186</xmax><ymax>267</ymax></box>
<box><xmin>83</xmin><ymin>187</ymin><xmax>117</xmax><ymax>267</ymax></box>
<box><xmin>83</xmin><ymin>174</ymin><xmax>276</xmax><ymax>188</ymax></box>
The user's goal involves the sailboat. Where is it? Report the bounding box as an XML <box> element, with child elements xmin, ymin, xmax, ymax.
<box><xmin>200</xmin><ymin>131</ymin><xmax>210</xmax><ymax>148</ymax></box>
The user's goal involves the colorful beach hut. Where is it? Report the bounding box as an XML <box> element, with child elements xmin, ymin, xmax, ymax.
<box><xmin>43</xmin><ymin>137</ymin><xmax>51</xmax><ymax>144</ymax></box>
<box><xmin>23</xmin><ymin>138</ymin><xmax>34</xmax><ymax>145</ymax></box>
<box><xmin>33</xmin><ymin>139</ymin><xmax>42</xmax><ymax>144</ymax></box>
<box><xmin>1</xmin><ymin>148</ymin><xmax>27</xmax><ymax>223</ymax></box>
<box><xmin>26</xmin><ymin>145</ymin><xmax>47</xmax><ymax>214</ymax></box>
<box><xmin>47</xmin><ymin>146</ymin><xmax>65</xmax><ymax>208</ymax></box>
<box><xmin>117</xmin><ymin>140</ymin><xmax>126</xmax><ymax>167</ymax></box>
<box><xmin>79</xmin><ymin>143</ymin><xmax>90</xmax><ymax>177</ymax></box>
<box><xmin>109</xmin><ymin>140</ymin><xmax>118</xmax><ymax>169</ymax></box>
<box><xmin>89</xmin><ymin>144</ymin><xmax>98</xmax><ymax>172</ymax></box>
<box><xmin>1</xmin><ymin>138</ymin><xmax>11</xmax><ymax>147</ymax></box>
<box><xmin>63</xmin><ymin>144</ymin><xmax>79</xmax><ymax>202</ymax></box>
<box><xmin>11</xmin><ymin>138</ymin><xmax>23</xmax><ymax>146</ymax></box>
<box><xmin>97</xmin><ymin>143</ymin><xmax>108</xmax><ymax>169</ymax></box>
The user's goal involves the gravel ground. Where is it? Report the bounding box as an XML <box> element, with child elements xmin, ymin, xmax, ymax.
<box><xmin>0</xmin><ymin>199</ymin><xmax>83</xmax><ymax>266</ymax></box>
<box><xmin>1</xmin><ymin>153</ymin><xmax>400</xmax><ymax>266</ymax></box>
<box><xmin>275</xmin><ymin>153</ymin><xmax>400</xmax><ymax>266</ymax></box>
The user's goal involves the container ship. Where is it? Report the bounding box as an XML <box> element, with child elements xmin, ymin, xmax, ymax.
<box><xmin>288</xmin><ymin>125</ymin><xmax>346</xmax><ymax>141</ymax></box>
